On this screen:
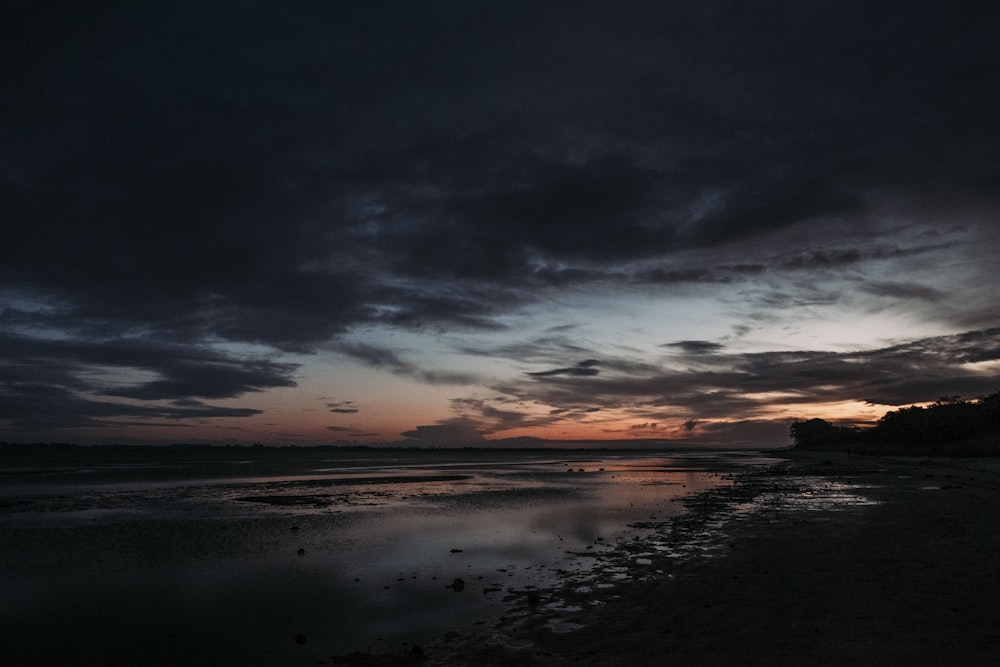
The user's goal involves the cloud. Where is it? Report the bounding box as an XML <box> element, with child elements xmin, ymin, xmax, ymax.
<box><xmin>101</xmin><ymin>359</ymin><xmax>297</xmax><ymax>401</ymax></box>
<box><xmin>334</xmin><ymin>342</ymin><xmax>480</xmax><ymax>386</ymax></box>
<box><xmin>391</xmin><ymin>157</ymin><xmax>666</xmax><ymax>281</ymax></box>
<box><xmin>774</xmin><ymin>242</ymin><xmax>953</xmax><ymax>272</ymax></box>
<box><xmin>5</xmin><ymin>3</ymin><xmax>998</xmax><ymax>344</ymax></box>
<box><xmin>630</xmin><ymin>423</ymin><xmax>658</xmax><ymax>431</ymax></box>
<box><xmin>0</xmin><ymin>383</ymin><xmax>261</xmax><ymax>432</ymax></box>
<box><xmin>663</xmin><ymin>341</ymin><xmax>724</xmax><ymax>355</ymax></box>
<box><xmin>327</xmin><ymin>401</ymin><xmax>359</xmax><ymax>414</ymax></box>
<box><xmin>458</xmin><ymin>336</ymin><xmax>598</xmax><ymax>364</ymax></box>
<box><xmin>401</xmin><ymin>419</ymin><xmax>488</xmax><ymax>447</ymax></box>
<box><xmin>2</xmin><ymin>3</ymin><xmax>999</xmax><ymax>443</ymax></box>
<box><xmin>860</xmin><ymin>281</ymin><xmax>946</xmax><ymax>302</ymax></box>
<box><xmin>527</xmin><ymin>359</ymin><xmax>601</xmax><ymax>377</ymax></box>
<box><xmin>0</xmin><ymin>334</ymin><xmax>298</xmax><ymax>401</ymax></box>
<box><xmin>0</xmin><ymin>332</ymin><xmax>289</xmax><ymax>433</ymax></box>
<box><xmin>7</xmin><ymin>3</ymin><xmax>993</xmax><ymax>337</ymax></box>
<box><xmin>482</xmin><ymin>327</ymin><xmax>1000</xmax><ymax>434</ymax></box>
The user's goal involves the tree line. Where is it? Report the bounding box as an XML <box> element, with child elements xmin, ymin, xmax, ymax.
<box><xmin>790</xmin><ymin>391</ymin><xmax>1000</xmax><ymax>455</ymax></box>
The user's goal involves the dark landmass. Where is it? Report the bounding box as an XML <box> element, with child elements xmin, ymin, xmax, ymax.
<box><xmin>791</xmin><ymin>391</ymin><xmax>1000</xmax><ymax>456</ymax></box>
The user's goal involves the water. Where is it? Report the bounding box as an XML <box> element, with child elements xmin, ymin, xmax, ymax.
<box><xmin>0</xmin><ymin>446</ymin><xmax>779</xmax><ymax>665</ymax></box>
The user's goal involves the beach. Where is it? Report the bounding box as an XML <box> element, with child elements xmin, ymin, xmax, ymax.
<box><xmin>3</xmin><ymin>448</ymin><xmax>999</xmax><ymax>665</ymax></box>
<box><xmin>426</xmin><ymin>451</ymin><xmax>1000</xmax><ymax>665</ymax></box>
<box><xmin>0</xmin><ymin>448</ymin><xmax>767</xmax><ymax>665</ymax></box>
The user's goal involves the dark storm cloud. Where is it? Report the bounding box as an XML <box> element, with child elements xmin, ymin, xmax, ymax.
<box><xmin>6</xmin><ymin>1</ymin><xmax>996</xmax><ymax>319</ymax></box>
<box><xmin>2</xmin><ymin>2</ymin><xmax>1000</xmax><ymax>438</ymax></box>
<box><xmin>370</xmin><ymin>284</ymin><xmax>516</xmax><ymax>331</ymax></box>
<box><xmin>387</xmin><ymin>157</ymin><xmax>669</xmax><ymax>282</ymax></box>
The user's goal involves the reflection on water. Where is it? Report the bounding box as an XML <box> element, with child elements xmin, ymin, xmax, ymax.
<box><xmin>0</xmin><ymin>448</ymin><xmax>777</xmax><ymax>666</ymax></box>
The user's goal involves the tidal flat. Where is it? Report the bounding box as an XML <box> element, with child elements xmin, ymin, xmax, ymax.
<box><xmin>0</xmin><ymin>447</ymin><xmax>776</xmax><ymax>666</ymax></box>
<box><xmin>7</xmin><ymin>447</ymin><xmax>995</xmax><ymax>665</ymax></box>
<box><xmin>428</xmin><ymin>451</ymin><xmax>1000</xmax><ymax>666</ymax></box>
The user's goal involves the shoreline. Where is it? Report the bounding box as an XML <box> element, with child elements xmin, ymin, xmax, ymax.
<box><xmin>407</xmin><ymin>451</ymin><xmax>1000</xmax><ymax>665</ymax></box>
<box><xmin>0</xmin><ymin>450</ymin><xmax>754</xmax><ymax>666</ymax></box>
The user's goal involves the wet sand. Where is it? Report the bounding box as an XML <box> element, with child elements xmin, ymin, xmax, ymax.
<box><xmin>0</xmin><ymin>449</ymin><xmax>759</xmax><ymax>665</ymax></box>
<box><xmin>5</xmin><ymin>449</ymin><xmax>999</xmax><ymax>665</ymax></box>
<box><xmin>421</xmin><ymin>451</ymin><xmax>1000</xmax><ymax>665</ymax></box>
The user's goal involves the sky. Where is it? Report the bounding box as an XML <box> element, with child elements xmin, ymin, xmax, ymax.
<box><xmin>2</xmin><ymin>1</ymin><xmax>1000</xmax><ymax>448</ymax></box>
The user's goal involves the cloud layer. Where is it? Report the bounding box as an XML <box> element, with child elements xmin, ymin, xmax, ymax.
<box><xmin>2</xmin><ymin>2</ymin><xmax>999</xmax><ymax>443</ymax></box>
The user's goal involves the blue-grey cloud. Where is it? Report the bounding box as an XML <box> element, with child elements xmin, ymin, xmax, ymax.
<box><xmin>334</xmin><ymin>342</ymin><xmax>480</xmax><ymax>386</ymax></box>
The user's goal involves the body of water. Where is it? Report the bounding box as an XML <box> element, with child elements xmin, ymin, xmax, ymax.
<box><xmin>0</xmin><ymin>446</ymin><xmax>780</xmax><ymax>665</ymax></box>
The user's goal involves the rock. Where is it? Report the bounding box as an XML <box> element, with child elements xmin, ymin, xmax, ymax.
<box><xmin>297</xmin><ymin>547</ymin><xmax>305</xmax><ymax>555</ymax></box>
<box><xmin>447</xmin><ymin>577</ymin><xmax>466</xmax><ymax>592</ymax></box>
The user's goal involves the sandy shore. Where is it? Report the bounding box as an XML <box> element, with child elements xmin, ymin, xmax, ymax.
<box><xmin>387</xmin><ymin>451</ymin><xmax>1000</xmax><ymax>666</ymax></box>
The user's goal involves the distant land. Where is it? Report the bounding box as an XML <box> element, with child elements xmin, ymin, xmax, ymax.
<box><xmin>791</xmin><ymin>392</ymin><xmax>1000</xmax><ymax>456</ymax></box>
<box><xmin>0</xmin><ymin>437</ymin><xmax>763</xmax><ymax>457</ymax></box>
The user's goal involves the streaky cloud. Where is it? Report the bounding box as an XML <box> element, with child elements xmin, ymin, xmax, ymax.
<box><xmin>334</xmin><ymin>342</ymin><xmax>480</xmax><ymax>386</ymax></box>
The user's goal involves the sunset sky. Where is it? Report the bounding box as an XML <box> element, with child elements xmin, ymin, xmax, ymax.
<box><xmin>3</xmin><ymin>1</ymin><xmax>999</xmax><ymax>447</ymax></box>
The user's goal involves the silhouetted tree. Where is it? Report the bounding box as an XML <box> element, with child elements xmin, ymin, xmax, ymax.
<box><xmin>793</xmin><ymin>391</ymin><xmax>1000</xmax><ymax>454</ymax></box>
<box><xmin>789</xmin><ymin>418</ymin><xmax>860</xmax><ymax>449</ymax></box>
<box><xmin>872</xmin><ymin>395</ymin><xmax>996</xmax><ymax>450</ymax></box>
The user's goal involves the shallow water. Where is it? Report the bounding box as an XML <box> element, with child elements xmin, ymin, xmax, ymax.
<box><xmin>0</xmin><ymin>447</ymin><xmax>779</xmax><ymax>665</ymax></box>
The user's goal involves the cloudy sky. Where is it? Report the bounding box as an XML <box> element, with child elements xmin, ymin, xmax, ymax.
<box><xmin>3</xmin><ymin>1</ymin><xmax>999</xmax><ymax>447</ymax></box>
